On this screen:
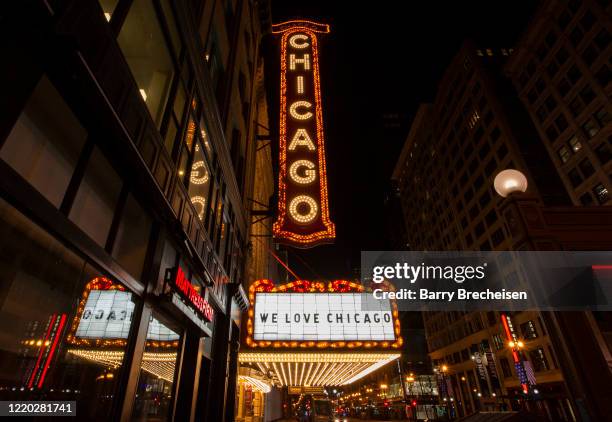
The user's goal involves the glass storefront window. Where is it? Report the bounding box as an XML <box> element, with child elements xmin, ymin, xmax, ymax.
<box><xmin>69</xmin><ymin>147</ymin><xmax>122</xmax><ymax>248</ymax></box>
<box><xmin>0</xmin><ymin>76</ymin><xmax>87</xmax><ymax>208</ymax></box>
<box><xmin>131</xmin><ymin>313</ymin><xmax>181</xmax><ymax>421</ymax></box>
<box><xmin>117</xmin><ymin>0</ymin><xmax>175</xmax><ymax>128</ymax></box>
<box><xmin>0</xmin><ymin>197</ymin><xmax>139</xmax><ymax>420</ymax></box>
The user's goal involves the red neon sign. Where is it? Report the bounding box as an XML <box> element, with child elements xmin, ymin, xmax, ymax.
<box><xmin>173</xmin><ymin>267</ymin><xmax>214</xmax><ymax>322</ymax></box>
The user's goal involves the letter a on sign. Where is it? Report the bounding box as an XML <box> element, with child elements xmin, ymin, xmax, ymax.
<box><xmin>272</xmin><ymin>20</ymin><xmax>335</xmax><ymax>248</ymax></box>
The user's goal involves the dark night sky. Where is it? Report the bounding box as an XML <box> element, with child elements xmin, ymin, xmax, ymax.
<box><xmin>266</xmin><ymin>1</ymin><xmax>540</xmax><ymax>280</ymax></box>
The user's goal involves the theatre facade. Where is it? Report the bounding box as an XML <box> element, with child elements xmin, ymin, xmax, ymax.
<box><xmin>0</xmin><ymin>1</ymin><xmax>270</xmax><ymax>420</ymax></box>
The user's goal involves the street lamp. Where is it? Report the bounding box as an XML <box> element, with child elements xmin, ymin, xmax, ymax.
<box><xmin>493</xmin><ymin>169</ymin><xmax>528</xmax><ymax>197</ymax></box>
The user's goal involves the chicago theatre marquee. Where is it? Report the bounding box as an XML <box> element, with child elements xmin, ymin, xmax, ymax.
<box><xmin>239</xmin><ymin>279</ymin><xmax>402</xmax><ymax>387</ymax></box>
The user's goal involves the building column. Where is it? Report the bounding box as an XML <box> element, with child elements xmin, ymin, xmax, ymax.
<box><xmin>225</xmin><ymin>322</ymin><xmax>241</xmax><ymax>422</ymax></box>
<box><xmin>205</xmin><ymin>286</ymin><xmax>234</xmax><ymax>422</ymax></box>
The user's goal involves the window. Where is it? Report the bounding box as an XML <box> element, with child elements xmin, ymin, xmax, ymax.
<box><xmin>112</xmin><ymin>194</ymin><xmax>152</xmax><ymax>279</ymax></box>
<box><xmin>582</xmin><ymin>45</ymin><xmax>598</xmax><ymax>66</ymax></box>
<box><xmin>490</xmin><ymin>127</ymin><xmax>501</xmax><ymax>142</ymax></box>
<box><xmin>491</xmin><ymin>228</ymin><xmax>505</xmax><ymax>246</ymax></box>
<box><xmin>69</xmin><ymin>147</ymin><xmax>123</xmax><ymax>247</ymax></box>
<box><xmin>570</xmin><ymin>25</ymin><xmax>585</xmax><ymax>45</ymax></box>
<box><xmin>557</xmin><ymin>78</ymin><xmax>571</xmax><ymax>97</ymax></box>
<box><xmin>0</xmin><ymin>197</ymin><xmax>139</xmax><ymax>418</ymax></box>
<box><xmin>500</xmin><ymin>357</ymin><xmax>512</xmax><ymax>378</ymax></box>
<box><xmin>485</xmin><ymin>210</ymin><xmax>497</xmax><ymax>226</ymax></box>
<box><xmin>595</xmin><ymin>107</ymin><xmax>611</xmax><ymax>127</ymax></box>
<box><xmin>595</xmin><ymin>65</ymin><xmax>611</xmax><ymax>88</ymax></box>
<box><xmin>529</xmin><ymin>348</ymin><xmax>550</xmax><ymax>372</ymax></box>
<box><xmin>594</xmin><ymin>28</ymin><xmax>611</xmax><ymax>50</ymax></box>
<box><xmin>554</xmin><ymin>47</ymin><xmax>569</xmax><ymax>65</ymax></box>
<box><xmin>580</xmin><ymin>192</ymin><xmax>594</xmax><ymax>205</ymax></box>
<box><xmin>579</xmin><ymin>159</ymin><xmax>595</xmax><ymax>178</ymax></box>
<box><xmin>520</xmin><ymin>320</ymin><xmax>539</xmax><ymax>339</ymax></box>
<box><xmin>558</xmin><ymin>145</ymin><xmax>571</xmax><ymax>163</ymax></box>
<box><xmin>497</xmin><ymin>143</ymin><xmax>508</xmax><ymax>159</ymax></box>
<box><xmin>579</xmin><ymin>85</ymin><xmax>596</xmax><ymax>105</ymax></box>
<box><xmin>557</xmin><ymin>10</ymin><xmax>571</xmax><ymax>29</ymax></box>
<box><xmin>570</xmin><ymin>96</ymin><xmax>585</xmax><ymax>117</ymax></box>
<box><xmin>568</xmin><ymin>168</ymin><xmax>583</xmax><ymax>187</ymax></box>
<box><xmin>569</xmin><ymin>135</ymin><xmax>582</xmax><ymax>152</ymax></box>
<box><xmin>580</xmin><ymin>10</ymin><xmax>595</xmax><ymax>31</ymax></box>
<box><xmin>593</xmin><ymin>183</ymin><xmax>610</xmax><ymax>204</ymax></box>
<box><xmin>0</xmin><ymin>76</ymin><xmax>87</xmax><ymax>208</ymax></box>
<box><xmin>117</xmin><ymin>0</ymin><xmax>175</xmax><ymax>128</ymax></box>
<box><xmin>546</xmin><ymin>124</ymin><xmax>559</xmax><ymax>141</ymax></box>
<box><xmin>582</xmin><ymin>119</ymin><xmax>600</xmax><ymax>138</ymax></box>
<box><xmin>492</xmin><ymin>333</ymin><xmax>505</xmax><ymax>350</ymax></box>
<box><xmin>567</xmin><ymin>66</ymin><xmax>582</xmax><ymax>84</ymax></box>
<box><xmin>546</xmin><ymin>61</ymin><xmax>559</xmax><ymax>78</ymax></box>
<box><xmin>555</xmin><ymin>114</ymin><xmax>568</xmax><ymax>132</ymax></box>
<box><xmin>595</xmin><ymin>143</ymin><xmax>612</xmax><ymax>164</ymax></box>
<box><xmin>131</xmin><ymin>313</ymin><xmax>181</xmax><ymax>421</ymax></box>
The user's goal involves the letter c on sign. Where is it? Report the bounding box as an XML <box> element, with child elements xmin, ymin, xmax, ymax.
<box><xmin>289</xmin><ymin>34</ymin><xmax>309</xmax><ymax>49</ymax></box>
<box><xmin>289</xmin><ymin>101</ymin><xmax>313</xmax><ymax>120</ymax></box>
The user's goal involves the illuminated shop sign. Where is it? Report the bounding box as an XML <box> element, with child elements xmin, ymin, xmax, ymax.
<box><xmin>171</xmin><ymin>267</ymin><xmax>214</xmax><ymax>322</ymax></box>
<box><xmin>245</xmin><ymin>279</ymin><xmax>402</xmax><ymax>349</ymax></box>
<box><xmin>272</xmin><ymin>20</ymin><xmax>335</xmax><ymax>248</ymax></box>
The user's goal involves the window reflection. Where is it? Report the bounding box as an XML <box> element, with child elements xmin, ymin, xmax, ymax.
<box><xmin>131</xmin><ymin>314</ymin><xmax>180</xmax><ymax>421</ymax></box>
<box><xmin>117</xmin><ymin>0</ymin><xmax>175</xmax><ymax>128</ymax></box>
<box><xmin>0</xmin><ymin>198</ymin><xmax>138</xmax><ymax>420</ymax></box>
<box><xmin>0</xmin><ymin>76</ymin><xmax>87</xmax><ymax>208</ymax></box>
<box><xmin>188</xmin><ymin>141</ymin><xmax>212</xmax><ymax>222</ymax></box>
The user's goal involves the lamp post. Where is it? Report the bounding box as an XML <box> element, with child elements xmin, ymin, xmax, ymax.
<box><xmin>494</xmin><ymin>169</ymin><xmax>612</xmax><ymax>421</ymax></box>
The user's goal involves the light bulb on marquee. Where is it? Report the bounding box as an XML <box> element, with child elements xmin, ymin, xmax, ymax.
<box><xmin>272</xmin><ymin>20</ymin><xmax>335</xmax><ymax>247</ymax></box>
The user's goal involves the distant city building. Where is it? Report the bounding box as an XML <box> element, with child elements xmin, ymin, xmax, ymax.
<box><xmin>505</xmin><ymin>0</ymin><xmax>611</xmax><ymax>206</ymax></box>
<box><xmin>392</xmin><ymin>38</ymin><xmax>577</xmax><ymax>419</ymax></box>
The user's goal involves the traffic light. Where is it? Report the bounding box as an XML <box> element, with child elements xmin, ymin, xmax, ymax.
<box><xmin>411</xmin><ymin>400</ymin><xmax>417</xmax><ymax>407</ymax></box>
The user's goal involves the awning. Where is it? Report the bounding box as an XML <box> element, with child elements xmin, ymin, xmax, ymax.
<box><xmin>238</xmin><ymin>352</ymin><xmax>399</xmax><ymax>386</ymax></box>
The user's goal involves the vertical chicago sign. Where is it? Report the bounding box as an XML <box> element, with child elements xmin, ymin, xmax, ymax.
<box><xmin>272</xmin><ymin>20</ymin><xmax>336</xmax><ymax>248</ymax></box>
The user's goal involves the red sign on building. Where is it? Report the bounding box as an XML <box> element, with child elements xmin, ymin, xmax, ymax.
<box><xmin>272</xmin><ymin>20</ymin><xmax>336</xmax><ymax>248</ymax></box>
<box><xmin>172</xmin><ymin>267</ymin><xmax>214</xmax><ymax>322</ymax></box>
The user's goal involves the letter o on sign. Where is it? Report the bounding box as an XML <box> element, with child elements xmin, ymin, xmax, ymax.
<box><xmin>288</xmin><ymin>195</ymin><xmax>318</xmax><ymax>224</ymax></box>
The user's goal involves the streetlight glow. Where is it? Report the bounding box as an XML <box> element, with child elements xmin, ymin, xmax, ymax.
<box><xmin>493</xmin><ymin>169</ymin><xmax>528</xmax><ymax>197</ymax></box>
